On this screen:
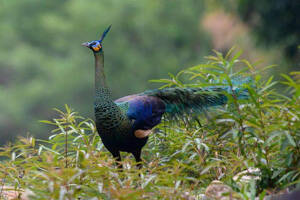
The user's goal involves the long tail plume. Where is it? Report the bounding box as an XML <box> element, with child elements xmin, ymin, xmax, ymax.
<box><xmin>143</xmin><ymin>77</ymin><xmax>251</xmax><ymax>118</ymax></box>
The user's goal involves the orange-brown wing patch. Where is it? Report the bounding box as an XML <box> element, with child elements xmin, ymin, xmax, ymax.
<box><xmin>134</xmin><ymin>129</ymin><xmax>152</xmax><ymax>138</ymax></box>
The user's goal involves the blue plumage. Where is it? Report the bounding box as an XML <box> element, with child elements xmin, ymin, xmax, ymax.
<box><xmin>116</xmin><ymin>95</ymin><xmax>165</xmax><ymax>130</ymax></box>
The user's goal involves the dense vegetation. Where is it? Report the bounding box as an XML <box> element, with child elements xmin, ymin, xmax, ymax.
<box><xmin>0</xmin><ymin>50</ymin><xmax>299</xmax><ymax>199</ymax></box>
<box><xmin>1</xmin><ymin>0</ymin><xmax>298</xmax><ymax>145</ymax></box>
<box><xmin>0</xmin><ymin>0</ymin><xmax>209</xmax><ymax>143</ymax></box>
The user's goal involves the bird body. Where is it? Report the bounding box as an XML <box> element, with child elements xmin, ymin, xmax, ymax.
<box><xmin>82</xmin><ymin>26</ymin><xmax>249</xmax><ymax>166</ymax></box>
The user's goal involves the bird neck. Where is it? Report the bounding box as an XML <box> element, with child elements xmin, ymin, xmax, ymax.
<box><xmin>93</xmin><ymin>51</ymin><xmax>131</xmax><ymax>132</ymax></box>
<box><xmin>94</xmin><ymin>51</ymin><xmax>107</xmax><ymax>90</ymax></box>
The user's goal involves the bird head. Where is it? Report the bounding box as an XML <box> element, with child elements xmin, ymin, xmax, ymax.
<box><xmin>81</xmin><ymin>25</ymin><xmax>111</xmax><ymax>53</ymax></box>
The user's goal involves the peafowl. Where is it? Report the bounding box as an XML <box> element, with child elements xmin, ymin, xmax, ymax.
<box><xmin>82</xmin><ymin>26</ymin><xmax>249</xmax><ymax>167</ymax></box>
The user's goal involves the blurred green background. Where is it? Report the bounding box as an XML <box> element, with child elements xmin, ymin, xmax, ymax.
<box><xmin>0</xmin><ymin>0</ymin><xmax>299</xmax><ymax>144</ymax></box>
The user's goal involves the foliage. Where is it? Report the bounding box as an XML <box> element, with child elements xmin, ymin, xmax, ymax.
<box><xmin>0</xmin><ymin>50</ymin><xmax>299</xmax><ymax>199</ymax></box>
<box><xmin>0</xmin><ymin>0</ymin><xmax>210</xmax><ymax>143</ymax></box>
<box><xmin>234</xmin><ymin>0</ymin><xmax>300</xmax><ymax>61</ymax></box>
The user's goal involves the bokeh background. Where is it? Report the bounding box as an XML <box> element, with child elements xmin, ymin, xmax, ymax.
<box><xmin>0</xmin><ymin>0</ymin><xmax>299</xmax><ymax>144</ymax></box>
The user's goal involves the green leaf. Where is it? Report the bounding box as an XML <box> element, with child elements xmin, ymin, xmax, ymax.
<box><xmin>284</xmin><ymin>131</ymin><xmax>296</xmax><ymax>147</ymax></box>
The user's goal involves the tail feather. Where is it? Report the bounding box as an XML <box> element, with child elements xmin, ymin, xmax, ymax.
<box><xmin>142</xmin><ymin>79</ymin><xmax>250</xmax><ymax>118</ymax></box>
<box><xmin>143</xmin><ymin>87</ymin><xmax>227</xmax><ymax>115</ymax></box>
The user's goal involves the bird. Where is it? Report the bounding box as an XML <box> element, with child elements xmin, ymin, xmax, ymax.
<box><xmin>81</xmin><ymin>25</ymin><xmax>250</xmax><ymax>167</ymax></box>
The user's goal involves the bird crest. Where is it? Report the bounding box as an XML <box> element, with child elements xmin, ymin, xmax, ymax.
<box><xmin>82</xmin><ymin>25</ymin><xmax>112</xmax><ymax>52</ymax></box>
<box><xmin>99</xmin><ymin>25</ymin><xmax>112</xmax><ymax>43</ymax></box>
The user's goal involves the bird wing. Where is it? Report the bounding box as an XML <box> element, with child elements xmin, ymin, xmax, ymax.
<box><xmin>115</xmin><ymin>95</ymin><xmax>166</xmax><ymax>130</ymax></box>
<box><xmin>115</xmin><ymin>85</ymin><xmax>249</xmax><ymax>130</ymax></box>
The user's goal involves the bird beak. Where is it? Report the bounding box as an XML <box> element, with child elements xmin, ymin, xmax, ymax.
<box><xmin>81</xmin><ymin>42</ymin><xmax>90</xmax><ymax>47</ymax></box>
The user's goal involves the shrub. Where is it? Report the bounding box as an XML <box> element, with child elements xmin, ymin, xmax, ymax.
<box><xmin>0</xmin><ymin>49</ymin><xmax>299</xmax><ymax>199</ymax></box>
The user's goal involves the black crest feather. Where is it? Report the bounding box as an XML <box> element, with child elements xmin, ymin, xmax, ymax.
<box><xmin>99</xmin><ymin>25</ymin><xmax>112</xmax><ymax>42</ymax></box>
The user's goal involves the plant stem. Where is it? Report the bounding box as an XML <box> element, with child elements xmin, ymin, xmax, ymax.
<box><xmin>0</xmin><ymin>172</ymin><xmax>7</xmax><ymax>199</ymax></box>
<box><xmin>65</xmin><ymin>130</ymin><xmax>68</xmax><ymax>168</ymax></box>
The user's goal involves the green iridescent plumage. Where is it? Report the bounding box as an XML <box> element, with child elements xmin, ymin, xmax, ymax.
<box><xmin>82</xmin><ymin>26</ymin><xmax>250</xmax><ymax>167</ymax></box>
